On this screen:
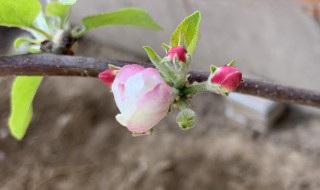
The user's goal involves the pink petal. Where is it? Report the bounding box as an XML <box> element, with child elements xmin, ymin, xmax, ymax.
<box><xmin>211</xmin><ymin>65</ymin><xmax>242</xmax><ymax>92</ymax></box>
<box><xmin>98</xmin><ymin>68</ymin><xmax>119</xmax><ymax>88</ymax></box>
<box><xmin>126</xmin><ymin>83</ymin><xmax>173</xmax><ymax>133</ymax></box>
<box><xmin>112</xmin><ymin>64</ymin><xmax>144</xmax><ymax>87</ymax></box>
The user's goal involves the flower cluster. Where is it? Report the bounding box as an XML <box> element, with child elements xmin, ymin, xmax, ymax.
<box><xmin>99</xmin><ymin>44</ymin><xmax>243</xmax><ymax>135</ymax></box>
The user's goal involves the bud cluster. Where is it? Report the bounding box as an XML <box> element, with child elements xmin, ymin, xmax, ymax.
<box><xmin>159</xmin><ymin>45</ymin><xmax>191</xmax><ymax>88</ymax></box>
<box><xmin>99</xmin><ymin>35</ymin><xmax>243</xmax><ymax>135</ymax></box>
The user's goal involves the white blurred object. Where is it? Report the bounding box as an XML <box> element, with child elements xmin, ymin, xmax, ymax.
<box><xmin>225</xmin><ymin>93</ymin><xmax>286</xmax><ymax>133</ymax></box>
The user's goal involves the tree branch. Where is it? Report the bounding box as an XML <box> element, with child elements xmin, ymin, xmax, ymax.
<box><xmin>0</xmin><ymin>53</ymin><xmax>319</xmax><ymax>108</ymax></box>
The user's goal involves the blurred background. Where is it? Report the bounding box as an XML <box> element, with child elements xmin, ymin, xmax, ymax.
<box><xmin>1</xmin><ymin>0</ymin><xmax>320</xmax><ymax>189</ymax></box>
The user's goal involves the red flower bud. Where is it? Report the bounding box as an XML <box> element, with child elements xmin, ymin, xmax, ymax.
<box><xmin>167</xmin><ymin>46</ymin><xmax>187</xmax><ymax>63</ymax></box>
<box><xmin>210</xmin><ymin>65</ymin><xmax>242</xmax><ymax>92</ymax></box>
<box><xmin>99</xmin><ymin>68</ymin><xmax>120</xmax><ymax>88</ymax></box>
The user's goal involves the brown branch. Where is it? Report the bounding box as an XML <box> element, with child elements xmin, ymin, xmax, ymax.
<box><xmin>0</xmin><ymin>53</ymin><xmax>320</xmax><ymax>108</ymax></box>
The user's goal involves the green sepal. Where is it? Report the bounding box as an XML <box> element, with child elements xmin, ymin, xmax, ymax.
<box><xmin>161</xmin><ymin>43</ymin><xmax>171</xmax><ymax>53</ymax></box>
<box><xmin>132</xmin><ymin>129</ymin><xmax>152</xmax><ymax>136</ymax></box>
<box><xmin>160</xmin><ymin>56</ymin><xmax>171</xmax><ymax>64</ymax></box>
<box><xmin>228</xmin><ymin>60</ymin><xmax>235</xmax><ymax>66</ymax></box>
<box><xmin>143</xmin><ymin>46</ymin><xmax>177</xmax><ymax>85</ymax></box>
<box><xmin>205</xmin><ymin>82</ymin><xmax>229</xmax><ymax>96</ymax></box>
<box><xmin>108</xmin><ymin>64</ymin><xmax>121</xmax><ymax>69</ymax></box>
<box><xmin>210</xmin><ymin>65</ymin><xmax>218</xmax><ymax>73</ymax></box>
<box><xmin>143</xmin><ymin>46</ymin><xmax>162</xmax><ymax>65</ymax></box>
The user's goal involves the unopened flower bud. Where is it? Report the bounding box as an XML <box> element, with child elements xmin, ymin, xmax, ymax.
<box><xmin>176</xmin><ymin>108</ymin><xmax>196</xmax><ymax>130</ymax></box>
<box><xmin>98</xmin><ymin>68</ymin><xmax>120</xmax><ymax>88</ymax></box>
<box><xmin>112</xmin><ymin>65</ymin><xmax>174</xmax><ymax>134</ymax></box>
<box><xmin>167</xmin><ymin>46</ymin><xmax>187</xmax><ymax>63</ymax></box>
<box><xmin>210</xmin><ymin>65</ymin><xmax>242</xmax><ymax>93</ymax></box>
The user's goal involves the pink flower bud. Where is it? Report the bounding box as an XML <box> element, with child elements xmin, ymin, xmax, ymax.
<box><xmin>167</xmin><ymin>46</ymin><xmax>187</xmax><ymax>62</ymax></box>
<box><xmin>99</xmin><ymin>68</ymin><xmax>120</xmax><ymax>88</ymax></box>
<box><xmin>210</xmin><ymin>65</ymin><xmax>242</xmax><ymax>92</ymax></box>
<box><xmin>111</xmin><ymin>64</ymin><xmax>173</xmax><ymax>134</ymax></box>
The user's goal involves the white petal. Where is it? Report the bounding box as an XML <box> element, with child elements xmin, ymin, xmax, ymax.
<box><xmin>115</xmin><ymin>114</ymin><xmax>128</xmax><ymax>126</ymax></box>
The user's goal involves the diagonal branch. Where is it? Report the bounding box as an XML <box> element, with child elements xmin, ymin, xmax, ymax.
<box><xmin>0</xmin><ymin>53</ymin><xmax>320</xmax><ymax>108</ymax></box>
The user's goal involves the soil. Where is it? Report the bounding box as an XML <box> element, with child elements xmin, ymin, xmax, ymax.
<box><xmin>0</xmin><ymin>37</ymin><xmax>320</xmax><ymax>190</ymax></box>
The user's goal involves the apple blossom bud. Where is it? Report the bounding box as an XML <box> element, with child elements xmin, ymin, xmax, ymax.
<box><xmin>210</xmin><ymin>65</ymin><xmax>242</xmax><ymax>93</ymax></box>
<box><xmin>98</xmin><ymin>68</ymin><xmax>120</xmax><ymax>88</ymax></box>
<box><xmin>112</xmin><ymin>64</ymin><xmax>174</xmax><ymax>134</ymax></box>
<box><xmin>167</xmin><ymin>46</ymin><xmax>187</xmax><ymax>63</ymax></box>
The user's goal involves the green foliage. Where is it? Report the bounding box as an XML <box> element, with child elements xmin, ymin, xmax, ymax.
<box><xmin>46</xmin><ymin>2</ymin><xmax>71</xmax><ymax>27</ymax></box>
<box><xmin>143</xmin><ymin>46</ymin><xmax>162</xmax><ymax>65</ymax></box>
<box><xmin>74</xmin><ymin>8</ymin><xmax>162</xmax><ymax>37</ymax></box>
<box><xmin>59</xmin><ymin>0</ymin><xmax>78</xmax><ymax>5</ymax></box>
<box><xmin>161</xmin><ymin>43</ymin><xmax>171</xmax><ymax>53</ymax></box>
<box><xmin>170</xmin><ymin>11</ymin><xmax>201</xmax><ymax>55</ymax></box>
<box><xmin>2</xmin><ymin>0</ymin><xmax>162</xmax><ymax>140</ymax></box>
<box><xmin>14</xmin><ymin>38</ymin><xmax>33</xmax><ymax>50</ymax></box>
<box><xmin>0</xmin><ymin>0</ymin><xmax>41</xmax><ymax>29</ymax></box>
<box><xmin>9</xmin><ymin>77</ymin><xmax>43</xmax><ymax>140</ymax></box>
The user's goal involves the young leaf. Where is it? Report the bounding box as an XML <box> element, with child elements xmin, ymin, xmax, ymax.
<box><xmin>14</xmin><ymin>37</ymin><xmax>40</xmax><ymax>50</ymax></box>
<box><xmin>170</xmin><ymin>11</ymin><xmax>201</xmax><ymax>55</ymax></box>
<box><xmin>46</xmin><ymin>3</ymin><xmax>70</xmax><ymax>18</ymax></box>
<box><xmin>14</xmin><ymin>38</ymin><xmax>31</xmax><ymax>50</ymax></box>
<box><xmin>74</xmin><ymin>8</ymin><xmax>162</xmax><ymax>37</ymax></box>
<box><xmin>46</xmin><ymin>2</ymin><xmax>71</xmax><ymax>27</ymax></box>
<box><xmin>161</xmin><ymin>43</ymin><xmax>171</xmax><ymax>53</ymax></box>
<box><xmin>143</xmin><ymin>46</ymin><xmax>162</xmax><ymax>65</ymax></box>
<box><xmin>60</xmin><ymin>0</ymin><xmax>78</xmax><ymax>5</ymax></box>
<box><xmin>0</xmin><ymin>0</ymin><xmax>41</xmax><ymax>28</ymax></box>
<box><xmin>9</xmin><ymin>77</ymin><xmax>43</xmax><ymax>140</ymax></box>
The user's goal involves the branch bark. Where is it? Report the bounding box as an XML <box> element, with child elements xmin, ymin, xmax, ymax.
<box><xmin>1</xmin><ymin>53</ymin><xmax>320</xmax><ymax>108</ymax></box>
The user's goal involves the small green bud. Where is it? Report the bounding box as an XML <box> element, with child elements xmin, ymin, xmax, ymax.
<box><xmin>176</xmin><ymin>109</ymin><xmax>196</xmax><ymax>130</ymax></box>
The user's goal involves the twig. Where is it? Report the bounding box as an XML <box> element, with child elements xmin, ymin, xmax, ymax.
<box><xmin>0</xmin><ymin>53</ymin><xmax>319</xmax><ymax>108</ymax></box>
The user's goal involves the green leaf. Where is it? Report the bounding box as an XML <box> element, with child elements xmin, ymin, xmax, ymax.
<box><xmin>14</xmin><ymin>38</ymin><xmax>30</xmax><ymax>50</ymax></box>
<box><xmin>46</xmin><ymin>2</ymin><xmax>71</xmax><ymax>27</ymax></box>
<box><xmin>9</xmin><ymin>76</ymin><xmax>43</xmax><ymax>140</ymax></box>
<box><xmin>161</xmin><ymin>43</ymin><xmax>171</xmax><ymax>53</ymax></box>
<box><xmin>75</xmin><ymin>8</ymin><xmax>162</xmax><ymax>37</ymax></box>
<box><xmin>170</xmin><ymin>11</ymin><xmax>201</xmax><ymax>55</ymax></box>
<box><xmin>13</xmin><ymin>37</ymin><xmax>40</xmax><ymax>50</ymax></box>
<box><xmin>0</xmin><ymin>0</ymin><xmax>42</xmax><ymax>28</ymax></box>
<box><xmin>60</xmin><ymin>0</ymin><xmax>78</xmax><ymax>5</ymax></box>
<box><xmin>46</xmin><ymin>3</ymin><xmax>71</xmax><ymax>18</ymax></box>
<box><xmin>143</xmin><ymin>46</ymin><xmax>162</xmax><ymax>65</ymax></box>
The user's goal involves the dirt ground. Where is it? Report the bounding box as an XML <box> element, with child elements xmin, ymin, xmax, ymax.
<box><xmin>1</xmin><ymin>38</ymin><xmax>320</xmax><ymax>190</ymax></box>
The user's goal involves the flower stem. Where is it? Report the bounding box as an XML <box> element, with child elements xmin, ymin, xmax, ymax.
<box><xmin>177</xmin><ymin>98</ymin><xmax>191</xmax><ymax>110</ymax></box>
<box><xmin>181</xmin><ymin>82</ymin><xmax>207</xmax><ymax>96</ymax></box>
